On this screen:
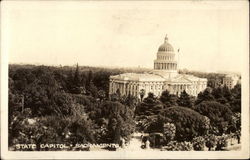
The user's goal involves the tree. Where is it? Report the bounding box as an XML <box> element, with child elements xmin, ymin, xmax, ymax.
<box><xmin>177</xmin><ymin>90</ymin><xmax>193</xmax><ymax>108</ymax></box>
<box><xmin>230</xmin><ymin>84</ymin><xmax>241</xmax><ymax>113</ymax></box>
<box><xmin>98</xmin><ymin>90</ymin><xmax>106</xmax><ymax>101</ymax></box>
<box><xmin>139</xmin><ymin>89</ymin><xmax>145</xmax><ymax>102</ymax></box>
<box><xmin>194</xmin><ymin>101</ymin><xmax>233</xmax><ymax>135</ymax></box>
<box><xmin>86</xmin><ymin>70</ymin><xmax>93</xmax><ymax>87</ymax></box>
<box><xmin>160</xmin><ymin>90</ymin><xmax>178</xmax><ymax>107</ymax></box>
<box><xmin>195</xmin><ymin>88</ymin><xmax>215</xmax><ymax>105</ymax></box>
<box><xmin>163</xmin><ymin>122</ymin><xmax>176</xmax><ymax>144</ymax></box>
<box><xmin>110</xmin><ymin>93</ymin><xmax>119</xmax><ymax>102</ymax></box>
<box><xmin>68</xmin><ymin>64</ymin><xmax>84</xmax><ymax>94</ymax></box>
<box><xmin>99</xmin><ymin>101</ymin><xmax>135</xmax><ymax>143</ymax></box>
<box><xmin>88</xmin><ymin>82</ymin><xmax>99</xmax><ymax>98</ymax></box>
<box><xmin>136</xmin><ymin>92</ymin><xmax>163</xmax><ymax>116</ymax></box>
<box><xmin>51</xmin><ymin>92</ymin><xmax>74</xmax><ymax>116</ymax></box>
<box><xmin>67</xmin><ymin>116</ymin><xmax>95</xmax><ymax>145</ymax></box>
<box><xmin>161</xmin><ymin>107</ymin><xmax>209</xmax><ymax>142</ymax></box>
<box><xmin>66</xmin><ymin>69</ymin><xmax>74</xmax><ymax>92</ymax></box>
<box><xmin>141</xmin><ymin>114</ymin><xmax>165</xmax><ymax>133</ymax></box>
<box><xmin>222</xmin><ymin>86</ymin><xmax>233</xmax><ymax>102</ymax></box>
<box><xmin>122</xmin><ymin>94</ymin><xmax>138</xmax><ymax>110</ymax></box>
<box><xmin>73</xmin><ymin>63</ymin><xmax>80</xmax><ymax>86</ymax></box>
<box><xmin>211</xmin><ymin>87</ymin><xmax>223</xmax><ymax>99</ymax></box>
<box><xmin>12</xmin><ymin>68</ymin><xmax>30</xmax><ymax>92</ymax></box>
<box><xmin>92</xmin><ymin>71</ymin><xmax>111</xmax><ymax>94</ymax></box>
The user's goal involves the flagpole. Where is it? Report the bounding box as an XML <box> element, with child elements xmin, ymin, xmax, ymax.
<box><xmin>177</xmin><ymin>48</ymin><xmax>180</xmax><ymax>72</ymax></box>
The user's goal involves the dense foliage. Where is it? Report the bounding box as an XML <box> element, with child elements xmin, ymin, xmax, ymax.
<box><xmin>8</xmin><ymin>64</ymin><xmax>137</xmax><ymax>150</ymax></box>
<box><xmin>194</xmin><ymin>101</ymin><xmax>234</xmax><ymax>135</ymax></box>
<box><xmin>162</xmin><ymin>141</ymin><xmax>193</xmax><ymax>151</ymax></box>
<box><xmin>160</xmin><ymin>107</ymin><xmax>209</xmax><ymax>142</ymax></box>
<box><xmin>8</xmin><ymin>64</ymin><xmax>241</xmax><ymax>151</ymax></box>
<box><xmin>192</xmin><ymin>136</ymin><xmax>205</xmax><ymax>151</ymax></box>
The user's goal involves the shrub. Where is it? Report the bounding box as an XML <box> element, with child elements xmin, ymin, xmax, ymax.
<box><xmin>205</xmin><ymin>134</ymin><xmax>217</xmax><ymax>151</ymax></box>
<box><xmin>163</xmin><ymin>123</ymin><xmax>176</xmax><ymax>143</ymax></box>
<box><xmin>215</xmin><ymin>134</ymin><xmax>228</xmax><ymax>150</ymax></box>
<box><xmin>162</xmin><ymin>141</ymin><xmax>193</xmax><ymax>151</ymax></box>
<box><xmin>192</xmin><ymin>136</ymin><xmax>205</xmax><ymax>151</ymax></box>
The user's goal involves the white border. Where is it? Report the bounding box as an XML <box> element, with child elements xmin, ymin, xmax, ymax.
<box><xmin>1</xmin><ymin>0</ymin><xmax>249</xmax><ymax>159</ymax></box>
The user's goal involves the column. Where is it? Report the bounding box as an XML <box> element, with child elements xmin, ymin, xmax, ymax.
<box><xmin>127</xmin><ymin>82</ymin><xmax>131</xmax><ymax>94</ymax></box>
<box><xmin>112</xmin><ymin>82</ymin><xmax>115</xmax><ymax>93</ymax></box>
<box><xmin>118</xmin><ymin>83</ymin><xmax>120</xmax><ymax>94</ymax></box>
<box><xmin>123</xmin><ymin>83</ymin><xmax>126</xmax><ymax>95</ymax></box>
<box><xmin>114</xmin><ymin>82</ymin><xmax>117</xmax><ymax>93</ymax></box>
<box><xmin>130</xmin><ymin>83</ymin><xmax>132</xmax><ymax>95</ymax></box>
<box><xmin>109</xmin><ymin>81</ymin><xmax>112</xmax><ymax>94</ymax></box>
<box><xmin>120</xmin><ymin>83</ymin><xmax>123</xmax><ymax>95</ymax></box>
<box><xmin>119</xmin><ymin>83</ymin><xmax>121</xmax><ymax>94</ymax></box>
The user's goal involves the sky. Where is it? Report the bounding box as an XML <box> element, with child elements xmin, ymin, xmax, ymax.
<box><xmin>1</xmin><ymin>0</ymin><xmax>249</xmax><ymax>73</ymax></box>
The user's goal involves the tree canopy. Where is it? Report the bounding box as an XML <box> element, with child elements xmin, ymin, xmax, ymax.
<box><xmin>160</xmin><ymin>106</ymin><xmax>209</xmax><ymax>142</ymax></box>
<box><xmin>194</xmin><ymin>101</ymin><xmax>234</xmax><ymax>135</ymax></box>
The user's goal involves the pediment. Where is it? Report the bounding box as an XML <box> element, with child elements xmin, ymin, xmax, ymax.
<box><xmin>171</xmin><ymin>75</ymin><xmax>193</xmax><ymax>83</ymax></box>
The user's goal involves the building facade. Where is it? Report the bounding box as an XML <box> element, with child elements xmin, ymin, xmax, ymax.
<box><xmin>223</xmin><ymin>74</ymin><xmax>239</xmax><ymax>89</ymax></box>
<box><xmin>109</xmin><ymin>35</ymin><xmax>207</xmax><ymax>98</ymax></box>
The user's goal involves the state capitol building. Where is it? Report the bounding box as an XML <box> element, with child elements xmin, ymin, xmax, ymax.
<box><xmin>109</xmin><ymin>35</ymin><xmax>207</xmax><ymax>98</ymax></box>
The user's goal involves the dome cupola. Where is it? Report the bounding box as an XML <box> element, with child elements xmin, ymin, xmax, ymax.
<box><xmin>154</xmin><ymin>34</ymin><xmax>178</xmax><ymax>75</ymax></box>
<box><xmin>158</xmin><ymin>35</ymin><xmax>174</xmax><ymax>52</ymax></box>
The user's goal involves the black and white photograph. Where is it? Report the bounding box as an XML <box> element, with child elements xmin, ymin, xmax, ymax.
<box><xmin>0</xmin><ymin>0</ymin><xmax>249</xmax><ymax>159</ymax></box>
